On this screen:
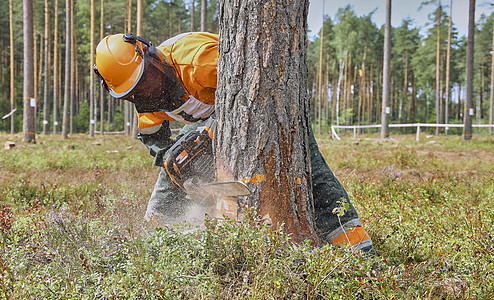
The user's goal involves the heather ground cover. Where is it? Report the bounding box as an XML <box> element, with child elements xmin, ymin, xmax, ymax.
<box><xmin>0</xmin><ymin>133</ymin><xmax>493</xmax><ymax>299</ymax></box>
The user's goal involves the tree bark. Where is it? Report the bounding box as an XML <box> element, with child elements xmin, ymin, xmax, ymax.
<box><xmin>201</xmin><ymin>0</ymin><xmax>207</xmax><ymax>32</ymax></box>
<box><xmin>90</xmin><ymin>0</ymin><xmax>95</xmax><ymax>136</ymax></box>
<box><xmin>62</xmin><ymin>0</ymin><xmax>71</xmax><ymax>138</ymax></box>
<box><xmin>132</xmin><ymin>0</ymin><xmax>143</xmax><ymax>138</ymax></box>
<box><xmin>43</xmin><ymin>0</ymin><xmax>51</xmax><ymax>134</ymax></box>
<box><xmin>317</xmin><ymin>19</ymin><xmax>324</xmax><ymax>135</ymax></box>
<box><xmin>70</xmin><ymin>0</ymin><xmax>75</xmax><ymax>134</ymax></box>
<box><xmin>435</xmin><ymin>0</ymin><xmax>441</xmax><ymax>135</ymax></box>
<box><xmin>9</xmin><ymin>0</ymin><xmax>15</xmax><ymax>134</ymax></box>
<box><xmin>23</xmin><ymin>0</ymin><xmax>36</xmax><ymax>143</ymax></box>
<box><xmin>190</xmin><ymin>0</ymin><xmax>195</xmax><ymax>31</ymax></box>
<box><xmin>216</xmin><ymin>0</ymin><xmax>319</xmax><ymax>243</ymax></box>
<box><xmin>490</xmin><ymin>20</ymin><xmax>494</xmax><ymax>135</ymax></box>
<box><xmin>53</xmin><ymin>0</ymin><xmax>59</xmax><ymax>134</ymax></box>
<box><xmin>125</xmin><ymin>0</ymin><xmax>131</xmax><ymax>135</ymax></box>
<box><xmin>463</xmin><ymin>0</ymin><xmax>475</xmax><ymax>140</ymax></box>
<box><xmin>381</xmin><ymin>0</ymin><xmax>391</xmax><ymax>139</ymax></box>
<box><xmin>444</xmin><ymin>0</ymin><xmax>452</xmax><ymax>135</ymax></box>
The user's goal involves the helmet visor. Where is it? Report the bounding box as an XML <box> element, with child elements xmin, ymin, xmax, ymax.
<box><xmin>119</xmin><ymin>46</ymin><xmax>186</xmax><ymax>113</ymax></box>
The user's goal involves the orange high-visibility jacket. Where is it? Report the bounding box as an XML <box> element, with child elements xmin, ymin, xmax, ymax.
<box><xmin>137</xmin><ymin>32</ymin><xmax>218</xmax><ymax>135</ymax></box>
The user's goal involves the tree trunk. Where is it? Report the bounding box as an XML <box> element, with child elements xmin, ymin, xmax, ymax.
<box><xmin>90</xmin><ymin>0</ymin><xmax>95</xmax><ymax>136</ymax></box>
<box><xmin>23</xmin><ymin>0</ymin><xmax>36</xmax><ymax>142</ymax></box>
<box><xmin>317</xmin><ymin>19</ymin><xmax>324</xmax><ymax>135</ymax></box>
<box><xmin>381</xmin><ymin>0</ymin><xmax>391</xmax><ymax>139</ymax></box>
<box><xmin>101</xmin><ymin>0</ymin><xmax>106</xmax><ymax>133</ymax></box>
<box><xmin>216</xmin><ymin>0</ymin><xmax>319</xmax><ymax>243</ymax></box>
<box><xmin>201</xmin><ymin>0</ymin><xmax>207</xmax><ymax>32</ymax></box>
<box><xmin>336</xmin><ymin>60</ymin><xmax>344</xmax><ymax>127</ymax></box>
<box><xmin>62</xmin><ymin>0</ymin><xmax>71</xmax><ymax>138</ymax></box>
<box><xmin>190</xmin><ymin>0</ymin><xmax>195</xmax><ymax>31</ymax></box>
<box><xmin>99</xmin><ymin>0</ymin><xmax>104</xmax><ymax>136</ymax></box>
<box><xmin>444</xmin><ymin>0</ymin><xmax>452</xmax><ymax>135</ymax></box>
<box><xmin>401</xmin><ymin>52</ymin><xmax>408</xmax><ymax>123</ymax></box>
<box><xmin>435</xmin><ymin>0</ymin><xmax>441</xmax><ymax>135</ymax></box>
<box><xmin>33</xmin><ymin>0</ymin><xmax>38</xmax><ymax>127</ymax></box>
<box><xmin>9</xmin><ymin>0</ymin><xmax>15</xmax><ymax>134</ymax></box>
<box><xmin>323</xmin><ymin>53</ymin><xmax>330</xmax><ymax>130</ymax></box>
<box><xmin>125</xmin><ymin>0</ymin><xmax>132</xmax><ymax>135</ymax></box>
<box><xmin>131</xmin><ymin>0</ymin><xmax>143</xmax><ymax>138</ymax></box>
<box><xmin>43</xmin><ymin>0</ymin><xmax>51</xmax><ymax>134</ymax></box>
<box><xmin>70</xmin><ymin>0</ymin><xmax>75</xmax><ymax>134</ymax></box>
<box><xmin>490</xmin><ymin>20</ymin><xmax>494</xmax><ymax>135</ymax></box>
<box><xmin>463</xmin><ymin>0</ymin><xmax>475</xmax><ymax>140</ymax></box>
<box><xmin>53</xmin><ymin>0</ymin><xmax>59</xmax><ymax>134</ymax></box>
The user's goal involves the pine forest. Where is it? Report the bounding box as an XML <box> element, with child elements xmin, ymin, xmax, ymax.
<box><xmin>0</xmin><ymin>0</ymin><xmax>493</xmax><ymax>137</ymax></box>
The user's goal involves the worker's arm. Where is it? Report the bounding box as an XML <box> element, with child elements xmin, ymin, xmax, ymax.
<box><xmin>137</xmin><ymin>112</ymin><xmax>176</xmax><ymax>167</ymax></box>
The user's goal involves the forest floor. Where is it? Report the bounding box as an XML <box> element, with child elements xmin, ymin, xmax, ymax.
<box><xmin>0</xmin><ymin>132</ymin><xmax>493</xmax><ymax>299</ymax></box>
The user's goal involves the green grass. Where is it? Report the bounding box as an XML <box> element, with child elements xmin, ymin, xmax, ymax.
<box><xmin>1</xmin><ymin>133</ymin><xmax>493</xmax><ymax>299</ymax></box>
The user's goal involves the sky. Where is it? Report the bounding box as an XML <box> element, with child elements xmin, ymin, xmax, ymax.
<box><xmin>307</xmin><ymin>0</ymin><xmax>493</xmax><ymax>40</ymax></box>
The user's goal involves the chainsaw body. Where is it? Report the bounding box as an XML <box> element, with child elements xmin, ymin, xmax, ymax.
<box><xmin>164</xmin><ymin>123</ymin><xmax>215</xmax><ymax>191</ymax></box>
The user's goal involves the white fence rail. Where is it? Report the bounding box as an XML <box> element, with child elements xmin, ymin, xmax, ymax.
<box><xmin>330</xmin><ymin>123</ymin><xmax>494</xmax><ymax>141</ymax></box>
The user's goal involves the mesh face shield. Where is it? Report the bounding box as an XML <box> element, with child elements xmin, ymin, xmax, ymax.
<box><xmin>95</xmin><ymin>34</ymin><xmax>186</xmax><ymax>113</ymax></box>
<box><xmin>122</xmin><ymin>47</ymin><xmax>187</xmax><ymax>113</ymax></box>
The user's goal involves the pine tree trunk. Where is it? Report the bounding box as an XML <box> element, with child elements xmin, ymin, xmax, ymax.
<box><xmin>201</xmin><ymin>0</ymin><xmax>207</xmax><ymax>32</ymax></box>
<box><xmin>23</xmin><ymin>0</ymin><xmax>36</xmax><ymax>142</ymax></box>
<box><xmin>62</xmin><ymin>0</ymin><xmax>71</xmax><ymax>138</ymax></box>
<box><xmin>490</xmin><ymin>21</ymin><xmax>494</xmax><ymax>135</ymax></box>
<box><xmin>70</xmin><ymin>0</ymin><xmax>75</xmax><ymax>134</ymax></box>
<box><xmin>463</xmin><ymin>0</ymin><xmax>475</xmax><ymax>140</ymax></box>
<box><xmin>190</xmin><ymin>0</ymin><xmax>195</xmax><ymax>31</ymax></box>
<box><xmin>435</xmin><ymin>0</ymin><xmax>442</xmax><ymax>135</ymax></box>
<box><xmin>125</xmin><ymin>0</ymin><xmax>131</xmax><ymax>135</ymax></box>
<box><xmin>132</xmin><ymin>0</ymin><xmax>143</xmax><ymax>138</ymax></box>
<box><xmin>317</xmin><ymin>22</ymin><xmax>323</xmax><ymax>135</ymax></box>
<box><xmin>445</xmin><ymin>0</ymin><xmax>452</xmax><ymax>134</ymax></box>
<box><xmin>90</xmin><ymin>0</ymin><xmax>95</xmax><ymax>136</ymax></box>
<box><xmin>43</xmin><ymin>0</ymin><xmax>51</xmax><ymax>134</ymax></box>
<box><xmin>101</xmin><ymin>0</ymin><xmax>106</xmax><ymax>134</ymax></box>
<box><xmin>9</xmin><ymin>0</ymin><xmax>15</xmax><ymax>134</ymax></box>
<box><xmin>381</xmin><ymin>0</ymin><xmax>391</xmax><ymax>139</ymax></box>
<box><xmin>216</xmin><ymin>0</ymin><xmax>319</xmax><ymax>243</ymax></box>
<box><xmin>53</xmin><ymin>0</ymin><xmax>59</xmax><ymax>134</ymax></box>
<box><xmin>33</xmin><ymin>0</ymin><xmax>38</xmax><ymax>127</ymax></box>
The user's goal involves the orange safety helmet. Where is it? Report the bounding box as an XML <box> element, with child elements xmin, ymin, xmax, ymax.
<box><xmin>95</xmin><ymin>33</ymin><xmax>145</xmax><ymax>98</ymax></box>
<box><xmin>94</xmin><ymin>33</ymin><xmax>187</xmax><ymax>113</ymax></box>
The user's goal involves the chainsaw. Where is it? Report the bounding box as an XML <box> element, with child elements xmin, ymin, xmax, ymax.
<box><xmin>164</xmin><ymin>118</ymin><xmax>251</xmax><ymax>206</ymax></box>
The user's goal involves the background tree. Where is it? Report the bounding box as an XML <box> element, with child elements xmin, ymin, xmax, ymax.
<box><xmin>201</xmin><ymin>0</ymin><xmax>207</xmax><ymax>32</ymax></box>
<box><xmin>9</xmin><ymin>0</ymin><xmax>14</xmax><ymax>134</ymax></box>
<box><xmin>490</xmin><ymin>18</ymin><xmax>494</xmax><ymax>135</ymax></box>
<box><xmin>381</xmin><ymin>0</ymin><xmax>391</xmax><ymax>139</ymax></box>
<box><xmin>42</xmin><ymin>0</ymin><xmax>50</xmax><ymax>134</ymax></box>
<box><xmin>444</xmin><ymin>0</ymin><xmax>453</xmax><ymax>134</ymax></box>
<box><xmin>23</xmin><ymin>0</ymin><xmax>36</xmax><ymax>143</ymax></box>
<box><xmin>61</xmin><ymin>0</ymin><xmax>70</xmax><ymax>138</ymax></box>
<box><xmin>463</xmin><ymin>0</ymin><xmax>475</xmax><ymax>140</ymax></box>
<box><xmin>89</xmin><ymin>0</ymin><xmax>95</xmax><ymax>136</ymax></box>
<box><xmin>53</xmin><ymin>0</ymin><xmax>59</xmax><ymax>134</ymax></box>
<box><xmin>216</xmin><ymin>0</ymin><xmax>319</xmax><ymax>243</ymax></box>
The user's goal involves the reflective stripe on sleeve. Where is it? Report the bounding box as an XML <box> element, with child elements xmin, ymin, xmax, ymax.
<box><xmin>166</xmin><ymin>95</ymin><xmax>215</xmax><ymax>123</ymax></box>
<box><xmin>137</xmin><ymin>123</ymin><xmax>162</xmax><ymax>135</ymax></box>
